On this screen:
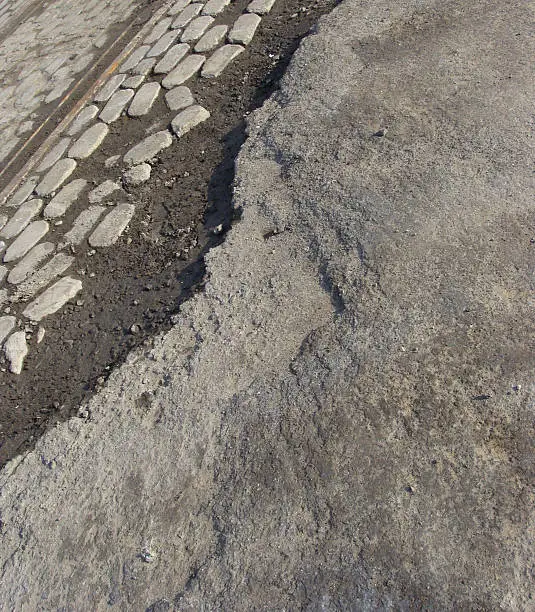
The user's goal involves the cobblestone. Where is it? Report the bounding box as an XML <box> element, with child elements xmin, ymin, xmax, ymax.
<box><xmin>202</xmin><ymin>0</ymin><xmax>230</xmax><ymax>16</ymax></box>
<box><xmin>88</xmin><ymin>180</ymin><xmax>121</xmax><ymax>204</ymax></box>
<box><xmin>44</xmin><ymin>179</ymin><xmax>87</xmax><ymax>219</ymax></box>
<box><xmin>63</xmin><ymin>206</ymin><xmax>105</xmax><ymax>245</ymax></box>
<box><xmin>145</xmin><ymin>17</ymin><xmax>173</xmax><ymax>45</ymax></box>
<box><xmin>7</xmin><ymin>242</ymin><xmax>55</xmax><ymax>285</ymax></box>
<box><xmin>122</xmin><ymin>163</ymin><xmax>152</xmax><ymax>186</ymax></box>
<box><xmin>181</xmin><ymin>16</ymin><xmax>214</xmax><ymax>42</ymax></box>
<box><xmin>66</xmin><ymin>105</ymin><xmax>99</xmax><ymax>136</ymax></box>
<box><xmin>37</xmin><ymin>138</ymin><xmax>71</xmax><ymax>173</ymax></box>
<box><xmin>89</xmin><ymin>203</ymin><xmax>135</xmax><ymax>247</ymax></box>
<box><xmin>94</xmin><ymin>74</ymin><xmax>126</xmax><ymax>103</ymax></box>
<box><xmin>247</xmin><ymin>0</ymin><xmax>276</xmax><ymax>14</ymax></box>
<box><xmin>99</xmin><ymin>89</ymin><xmax>135</xmax><ymax>124</ymax></box>
<box><xmin>120</xmin><ymin>46</ymin><xmax>150</xmax><ymax>73</ymax></box>
<box><xmin>202</xmin><ymin>44</ymin><xmax>244</xmax><ymax>78</ymax></box>
<box><xmin>0</xmin><ymin>315</ymin><xmax>15</xmax><ymax>345</ymax></box>
<box><xmin>147</xmin><ymin>30</ymin><xmax>180</xmax><ymax>58</ymax></box>
<box><xmin>162</xmin><ymin>54</ymin><xmax>205</xmax><ymax>88</ymax></box>
<box><xmin>17</xmin><ymin>253</ymin><xmax>74</xmax><ymax>298</ymax></box>
<box><xmin>35</xmin><ymin>159</ymin><xmax>77</xmax><ymax>196</ymax></box>
<box><xmin>3</xmin><ymin>220</ymin><xmax>49</xmax><ymax>262</ymax></box>
<box><xmin>4</xmin><ymin>330</ymin><xmax>27</xmax><ymax>374</ymax></box>
<box><xmin>68</xmin><ymin>122</ymin><xmax>109</xmax><ymax>158</ymax></box>
<box><xmin>168</xmin><ymin>0</ymin><xmax>192</xmax><ymax>16</ymax></box>
<box><xmin>172</xmin><ymin>3</ymin><xmax>203</xmax><ymax>28</ymax></box>
<box><xmin>228</xmin><ymin>13</ymin><xmax>261</xmax><ymax>45</ymax></box>
<box><xmin>171</xmin><ymin>104</ymin><xmax>210</xmax><ymax>136</ymax></box>
<box><xmin>194</xmin><ymin>24</ymin><xmax>228</xmax><ymax>52</ymax></box>
<box><xmin>23</xmin><ymin>276</ymin><xmax>82</xmax><ymax>322</ymax></box>
<box><xmin>132</xmin><ymin>57</ymin><xmax>157</xmax><ymax>76</ymax></box>
<box><xmin>164</xmin><ymin>85</ymin><xmax>194</xmax><ymax>111</ymax></box>
<box><xmin>128</xmin><ymin>82</ymin><xmax>161</xmax><ymax>117</ymax></box>
<box><xmin>0</xmin><ymin>215</ymin><xmax>6</xmax><ymax>231</ymax></box>
<box><xmin>0</xmin><ymin>199</ymin><xmax>43</xmax><ymax>240</ymax></box>
<box><xmin>4</xmin><ymin>177</ymin><xmax>37</xmax><ymax>208</ymax></box>
<box><xmin>154</xmin><ymin>43</ymin><xmax>190</xmax><ymax>75</ymax></box>
<box><xmin>122</xmin><ymin>75</ymin><xmax>145</xmax><ymax>89</ymax></box>
<box><xmin>124</xmin><ymin>130</ymin><xmax>173</xmax><ymax>166</ymax></box>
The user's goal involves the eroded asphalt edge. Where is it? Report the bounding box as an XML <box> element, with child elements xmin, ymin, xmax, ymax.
<box><xmin>1</xmin><ymin>0</ymin><xmax>534</xmax><ymax>608</ymax></box>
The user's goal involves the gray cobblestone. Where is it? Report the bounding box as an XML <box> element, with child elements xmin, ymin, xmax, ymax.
<box><xmin>124</xmin><ymin>130</ymin><xmax>173</xmax><ymax>166</ymax></box>
<box><xmin>202</xmin><ymin>0</ymin><xmax>230</xmax><ymax>16</ymax></box>
<box><xmin>93</xmin><ymin>74</ymin><xmax>126</xmax><ymax>103</ymax></box>
<box><xmin>154</xmin><ymin>43</ymin><xmax>190</xmax><ymax>75</ymax></box>
<box><xmin>44</xmin><ymin>179</ymin><xmax>87</xmax><ymax>219</ymax></box>
<box><xmin>99</xmin><ymin>89</ymin><xmax>134</xmax><ymax>123</ymax></box>
<box><xmin>164</xmin><ymin>85</ymin><xmax>194</xmax><ymax>111</ymax></box>
<box><xmin>128</xmin><ymin>82</ymin><xmax>161</xmax><ymax>117</ymax></box>
<box><xmin>194</xmin><ymin>24</ymin><xmax>228</xmax><ymax>52</ymax></box>
<box><xmin>172</xmin><ymin>3</ymin><xmax>203</xmax><ymax>28</ymax></box>
<box><xmin>147</xmin><ymin>30</ymin><xmax>180</xmax><ymax>58</ymax></box>
<box><xmin>0</xmin><ymin>216</ymin><xmax>5</xmax><ymax>231</ymax></box>
<box><xmin>162</xmin><ymin>54</ymin><xmax>205</xmax><ymax>88</ymax></box>
<box><xmin>171</xmin><ymin>104</ymin><xmax>210</xmax><ymax>136</ymax></box>
<box><xmin>63</xmin><ymin>206</ymin><xmax>105</xmax><ymax>245</ymax></box>
<box><xmin>144</xmin><ymin>17</ymin><xmax>173</xmax><ymax>45</ymax></box>
<box><xmin>0</xmin><ymin>315</ymin><xmax>15</xmax><ymax>345</ymax></box>
<box><xmin>3</xmin><ymin>220</ymin><xmax>49</xmax><ymax>263</ymax></box>
<box><xmin>68</xmin><ymin>122</ymin><xmax>108</xmax><ymax>158</ymax></box>
<box><xmin>17</xmin><ymin>253</ymin><xmax>74</xmax><ymax>298</ymax></box>
<box><xmin>246</xmin><ymin>0</ymin><xmax>276</xmax><ymax>13</ymax></box>
<box><xmin>201</xmin><ymin>44</ymin><xmax>244</xmax><ymax>78</ymax></box>
<box><xmin>168</xmin><ymin>0</ymin><xmax>192</xmax><ymax>16</ymax></box>
<box><xmin>88</xmin><ymin>180</ymin><xmax>121</xmax><ymax>204</ymax></box>
<box><xmin>35</xmin><ymin>159</ymin><xmax>77</xmax><ymax>196</ymax></box>
<box><xmin>23</xmin><ymin>276</ymin><xmax>82</xmax><ymax>322</ymax></box>
<box><xmin>7</xmin><ymin>242</ymin><xmax>55</xmax><ymax>285</ymax></box>
<box><xmin>122</xmin><ymin>163</ymin><xmax>152</xmax><ymax>186</ymax></box>
<box><xmin>89</xmin><ymin>203</ymin><xmax>135</xmax><ymax>247</ymax></box>
<box><xmin>37</xmin><ymin>137</ymin><xmax>71</xmax><ymax>173</ymax></box>
<box><xmin>0</xmin><ymin>198</ymin><xmax>43</xmax><ymax>240</ymax></box>
<box><xmin>122</xmin><ymin>75</ymin><xmax>145</xmax><ymax>89</ymax></box>
<box><xmin>4</xmin><ymin>330</ymin><xmax>27</xmax><ymax>374</ymax></box>
<box><xmin>120</xmin><ymin>46</ymin><xmax>150</xmax><ymax>73</ymax></box>
<box><xmin>228</xmin><ymin>13</ymin><xmax>261</xmax><ymax>45</ymax></box>
<box><xmin>132</xmin><ymin>57</ymin><xmax>157</xmax><ymax>76</ymax></box>
<box><xmin>66</xmin><ymin>105</ymin><xmax>99</xmax><ymax>136</ymax></box>
<box><xmin>3</xmin><ymin>177</ymin><xmax>37</xmax><ymax>208</ymax></box>
<box><xmin>181</xmin><ymin>16</ymin><xmax>214</xmax><ymax>42</ymax></box>
<box><xmin>0</xmin><ymin>265</ymin><xmax>6</xmax><ymax>282</ymax></box>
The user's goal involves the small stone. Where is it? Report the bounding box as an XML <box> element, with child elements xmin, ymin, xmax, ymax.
<box><xmin>4</xmin><ymin>331</ymin><xmax>28</xmax><ymax>374</ymax></box>
<box><xmin>181</xmin><ymin>16</ymin><xmax>214</xmax><ymax>42</ymax></box>
<box><xmin>36</xmin><ymin>326</ymin><xmax>45</xmax><ymax>344</ymax></box>
<box><xmin>147</xmin><ymin>30</ymin><xmax>180</xmax><ymax>58</ymax></box>
<box><xmin>228</xmin><ymin>13</ymin><xmax>261</xmax><ymax>45</ymax></box>
<box><xmin>4</xmin><ymin>178</ymin><xmax>38</xmax><ymax>208</ymax></box>
<box><xmin>144</xmin><ymin>17</ymin><xmax>173</xmax><ymax>45</ymax></box>
<box><xmin>246</xmin><ymin>0</ymin><xmax>276</xmax><ymax>14</ymax></box>
<box><xmin>194</xmin><ymin>25</ymin><xmax>228</xmax><ymax>52</ymax></box>
<box><xmin>0</xmin><ymin>216</ymin><xmax>6</xmax><ymax>232</ymax></box>
<box><xmin>68</xmin><ymin>123</ymin><xmax>109</xmax><ymax>158</ymax></box>
<box><xmin>17</xmin><ymin>121</ymin><xmax>34</xmax><ymax>136</ymax></box>
<box><xmin>88</xmin><ymin>180</ymin><xmax>121</xmax><ymax>204</ymax></box>
<box><xmin>122</xmin><ymin>75</ymin><xmax>145</xmax><ymax>89</ymax></box>
<box><xmin>132</xmin><ymin>58</ymin><xmax>157</xmax><ymax>76</ymax></box>
<box><xmin>124</xmin><ymin>131</ymin><xmax>173</xmax><ymax>166</ymax></box>
<box><xmin>0</xmin><ymin>316</ymin><xmax>16</xmax><ymax>344</ymax></box>
<box><xmin>7</xmin><ymin>242</ymin><xmax>55</xmax><ymax>285</ymax></box>
<box><xmin>99</xmin><ymin>89</ymin><xmax>135</xmax><ymax>123</ymax></box>
<box><xmin>63</xmin><ymin>207</ymin><xmax>106</xmax><ymax>245</ymax></box>
<box><xmin>201</xmin><ymin>44</ymin><xmax>244</xmax><ymax>78</ymax></box>
<box><xmin>123</xmin><ymin>164</ymin><xmax>152</xmax><ymax>186</ymax></box>
<box><xmin>171</xmin><ymin>105</ymin><xmax>210</xmax><ymax>137</ymax></box>
<box><xmin>168</xmin><ymin>0</ymin><xmax>192</xmax><ymax>15</ymax></box>
<box><xmin>128</xmin><ymin>83</ymin><xmax>162</xmax><ymax>117</ymax></box>
<box><xmin>23</xmin><ymin>277</ymin><xmax>83</xmax><ymax>322</ymax></box>
<box><xmin>162</xmin><ymin>55</ymin><xmax>205</xmax><ymax>89</ymax></box>
<box><xmin>130</xmin><ymin>323</ymin><xmax>141</xmax><ymax>334</ymax></box>
<box><xmin>0</xmin><ymin>199</ymin><xmax>43</xmax><ymax>240</ymax></box>
<box><xmin>202</xmin><ymin>0</ymin><xmax>230</xmax><ymax>16</ymax></box>
<box><xmin>104</xmin><ymin>155</ymin><xmax>121</xmax><ymax>168</ymax></box>
<box><xmin>154</xmin><ymin>43</ymin><xmax>190</xmax><ymax>75</ymax></box>
<box><xmin>3</xmin><ymin>221</ymin><xmax>49</xmax><ymax>263</ymax></box>
<box><xmin>120</xmin><ymin>46</ymin><xmax>150</xmax><ymax>73</ymax></box>
<box><xmin>94</xmin><ymin>74</ymin><xmax>127</xmax><ymax>103</ymax></box>
<box><xmin>17</xmin><ymin>253</ymin><xmax>74</xmax><ymax>298</ymax></box>
<box><xmin>0</xmin><ymin>266</ymin><xmax>6</xmax><ymax>282</ymax></box>
<box><xmin>37</xmin><ymin>138</ymin><xmax>71</xmax><ymax>172</ymax></box>
<box><xmin>164</xmin><ymin>86</ymin><xmax>194</xmax><ymax>111</ymax></box>
<box><xmin>172</xmin><ymin>3</ymin><xmax>203</xmax><ymax>28</ymax></box>
<box><xmin>44</xmin><ymin>179</ymin><xmax>87</xmax><ymax>219</ymax></box>
<box><xmin>66</xmin><ymin>105</ymin><xmax>99</xmax><ymax>136</ymax></box>
<box><xmin>89</xmin><ymin>203</ymin><xmax>136</xmax><ymax>247</ymax></box>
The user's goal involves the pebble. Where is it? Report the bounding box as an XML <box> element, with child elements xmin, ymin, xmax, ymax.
<box><xmin>194</xmin><ymin>25</ymin><xmax>228</xmax><ymax>52</ymax></box>
<box><xmin>99</xmin><ymin>89</ymin><xmax>135</xmax><ymax>123</ymax></box>
<box><xmin>88</xmin><ymin>180</ymin><xmax>121</xmax><ymax>204</ymax></box>
<box><xmin>202</xmin><ymin>0</ymin><xmax>230</xmax><ymax>15</ymax></box>
<box><xmin>68</xmin><ymin>123</ymin><xmax>109</xmax><ymax>158</ymax></box>
<box><xmin>66</xmin><ymin>105</ymin><xmax>99</xmax><ymax>136</ymax></box>
<box><xmin>181</xmin><ymin>16</ymin><xmax>214</xmax><ymax>42</ymax></box>
<box><xmin>36</xmin><ymin>326</ymin><xmax>45</xmax><ymax>344</ymax></box>
<box><xmin>4</xmin><ymin>178</ymin><xmax>38</xmax><ymax>208</ymax></box>
<box><xmin>89</xmin><ymin>203</ymin><xmax>136</xmax><ymax>247</ymax></box>
<box><xmin>247</xmin><ymin>0</ymin><xmax>276</xmax><ymax>14</ymax></box>
<box><xmin>228</xmin><ymin>13</ymin><xmax>261</xmax><ymax>45</ymax></box>
<box><xmin>124</xmin><ymin>131</ymin><xmax>173</xmax><ymax>166</ymax></box>
<box><xmin>35</xmin><ymin>159</ymin><xmax>77</xmax><ymax>197</ymax></box>
<box><xmin>172</xmin><ymin>3</ymin><xmax>203</xmax><ymax>28</ymax></box>
<box><xmin>23</xmin><ymin>276</ymin><xmax>83</xmax><ymax>322</ymax></box>
<box><xmin>162</xmin><ymin>54</ymin><xmax>205</xmax><ymax>88</ymax></box>
<box><xmin>3</xmin><ymin>220</ymin><xmax>49</xmax><ymax>263</ymax></box>
<box><xmin>164</xmin><ymin>85</ymin><xmax>194</xmax><ymax>111</ymax></box>
<box><xmin>171</xmin><ymin>104</ymin><xmax>210</xmax><ymax>136</ymax></box>
<box><xmin>94</xmin><ymin>74</ymin><xmax>126</xmax><ymax>103</ymax></box>
<box><xmin>7</xmin><ymin>242</ymin><xmax>55</xmax><ymax>285</ymax></box>
<box><xmin>0</xmin><ymin>266</ymin><xmax>6</xmax><ymax>282</ymax></box>
<box><xmin>128</xmin><ymin>83</ymin><xmax>162</xmax><ymax>117</ymax></box>
<box><xmin>132</xmin><ymin>57</ymin><xmax>157</xmax><ymax>76</ymax></box>
<box><xmin>4</xmin><ymin>331</ymin><xmax>28</xmax><ymax>374</ymax></box>
<box><xmin>154</xmin><ymin>43</ymin><xmax>190</xmax><ymax>74</ymax></box>
<box><xmin>104</xmin><ymin>155</ymin><xmax>121</xmax><ymax>168</ymax></box>
<box><xmin>63</xmin><ymin>206</ymin><xmax>105</xmax><ymax>245</ymax></box>
<box><xmin>147</xmin><ymin>30</ymin><xmax>180</xmax><ymax>58</ymax></box>
<box><xmin>37</xmin><ymin>138</ymin><xmax>71</xmax><ymax>172</ymax></box>
<box><xmin>122</xmin><ymin>75</ymin><xmax>145</xmax><ymax>89</ymax></box>
<box><xmin>44</xmin><ymin>179</ymin><xmax>87</xmax><ymax>218</ymax></box>
<box><xmin>168</xmin><ymin>0</ymin><xmax>192</xmax><ymax>15</ymax></box>
<box><xmin>202</xmin><ymin>44</ymin><xmax>244</xmax><ymax>78</ymax></box>
<box><xmin>0</xmin><ymin>316</ymin><xmax>16</xmax><ymax>344</ymax></box>
<box><xmin>0</xmin><ymin>199</ymin><xmax>43</xmax><ymax>240</ymax></box>
<box><xmin>17</xmin><ymin>253</ymin><xmax>75</xmax><ymax>298</ymax></box>
<box><xmin>120</xmin><ymin>46</ymin><xmax>150</xmax><ymax>73</ymax></box>
<box><xmin>144</xmin><ymin>17</ymin><xmax>173</xmax><ymax>45</ymax></box>
<box><xmin>123</xmin><ymin>164</ymin><xmax>152</xmax><ymax>186</ymax></box>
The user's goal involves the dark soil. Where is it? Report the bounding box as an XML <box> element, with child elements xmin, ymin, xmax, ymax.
<box><xmin>0</xmin><ymin>0</ymin><xmax>339</xmax><ymax>467</ymax></box>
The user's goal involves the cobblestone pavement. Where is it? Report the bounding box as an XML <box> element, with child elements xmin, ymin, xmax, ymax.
<box><xmin>0</xmin><ymin>0</ymin><xmax>280</xmax><ymax>375</ymax></box>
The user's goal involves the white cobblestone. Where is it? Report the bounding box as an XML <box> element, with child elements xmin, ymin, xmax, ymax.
<box><xmin>171</xmin><ymin>104</ymin><xmax>210</xmax><ymax>136</ymax></box>
<box><xmin>35</xmin><ymin>159</ymin><xmax>77</xmax><ymax>196</ymax></box>
<box><xmin>23</xmin><ymin>276</ymin><xmax>82</xmax><ymax>322</ymax></box>
<box><xmin>147</xmin><ymin>30</ymin><xmax>180</xmax><ymax>58</ymax></box>
<box><xmin>0</xmin><ymin>316</ymin><xmax>15</xmax><ymax>345</ymax></box>
<box><xmin>164</xmin><ymin>85</ymin><xmax>194</xmax><ymax>111</ymax></box>
<box><xmin>162</xmin><ymin>54</ymin><xmax>205</xmax><ymax>88</ymax></box>
<box><xmin>132</xmin><ymin>57</ymin><xmax>157</xmax><ymax>76</ymax></box>
<box><xmin>122</xmin><ymin>163</ymin><xmax>152</xmax><ymax>186</ymax></box>
<box><xmin>88</xmin><ymin>180</ymin><xmax>121</xmax><ymax>204</ymax></box>
<box><xmin>168</xmin><ymin>0</ymin><xmax>192</xmax><ymax>15</ymax></box>
<box><xmin>181</xmin><ymin>16</ymin><xmax>214</xmax><ymax>42</ymax></box>
<box><xmin>94</xmin><ymin>74</ymin><xmax>126</xmax><ymax>103</ymax></box>
<box><xmin>120</xmin><ymin>46</ymin><xmax>150</xmax><ymax>72</ymax></box>
<box><xmin>228</xmin><ymin>13</ymin><xmax>261</xmax><ymax>45</ymax></box>
<box><xmin>202</xmin><ymin>44</ymin><xmax>244</xmax><ymax>78</ymax></box>
<box><xmin>17</xmin><ymin>253</ymin><xmax>74</xmax><ymax>298</ymax></box>
<box><xmin>66</xmin><ymin>105</ymin><xmax>99</xmax><ymax>136</ymax></box>
<box><xmin>37</xmin><ymin>137</ymin><xmax>71</xmax><ymax>172</ymax></box>
<box><xmin>7</xmin><ymin>242</ymin><xmax>55</xmax><ymax>285</ymax></box>
<box><xmin>0</xmin><ymin>199</ymin><xmax>43</xmax><ymax>240</ymax></box>
<box><xmin>194</xmin><ymin>25</ymin><xmax>228</xmax><ymax>52</ymax></box>
<box><xmin>128</xmin><ymin>82</ymin><xmax>161</xmax><ymax>117</ymax></box>
<box><xmin>247</xmin><ymin>0</ymin><xmax>276</xmax><ymax>14</ymax></box>
<box><xmin>44</xmin><ymin>179</ymin><xmax>87</xmax><ymax>219</ymax></box>
<box><xmin>172</xmin><ymin>3</ymin><xmax>203</xmax><ymax>28</ymax></box>
<box><xmin>63</xmin><ymin>206</ymin><xmax>105</xmax><ymax>245</ymax></box>
<box><xmin>4</xmin><ymin>177</ymin><xmax>37</xmax><ymax>208</ymax></box>
<box><xmin>68</xmin><ymin>122</ymin><xmax>109</xmax><ymax>158</ymax></box>
<box><xmin>202</xmin><ymin>0</ymin><xmax>230</xmax><ymax>16</ymax></box>
<box><xmin>122</xmin><ymin>75</ymin><xmax>145</xmax><ymax>89</ymax></box>
<box><xmin>124</xmin><ymin>131</ymin><xmax>173</xmax><ymax>166</ymax></box>
<box><xmin>3</xmin><ymin>220</ymin><xmax>49</xmax><ymax>263</ymax></box>
<box><xmin>99</xmin><ymin>89</ymin><xmax>135</xmax><ymax>123</ymax></box>
<box><xmin>154</xmin><ymin>43</ymin><xmax>190</xmax><ymax>75</ymax></box>
<box><xmin>89</xmin><ymin>203</ymin><xmax>135</xmax><ymax>247</ymax></box>
<box><xmin>4</xmin><ymin>330</ymin><xmax>27</xmax><ymax>374</ymax></box>
<box><xmin>144</xmin><ymin>17</ymin><xmax>173</xmax><ymax>45</ymax></box>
